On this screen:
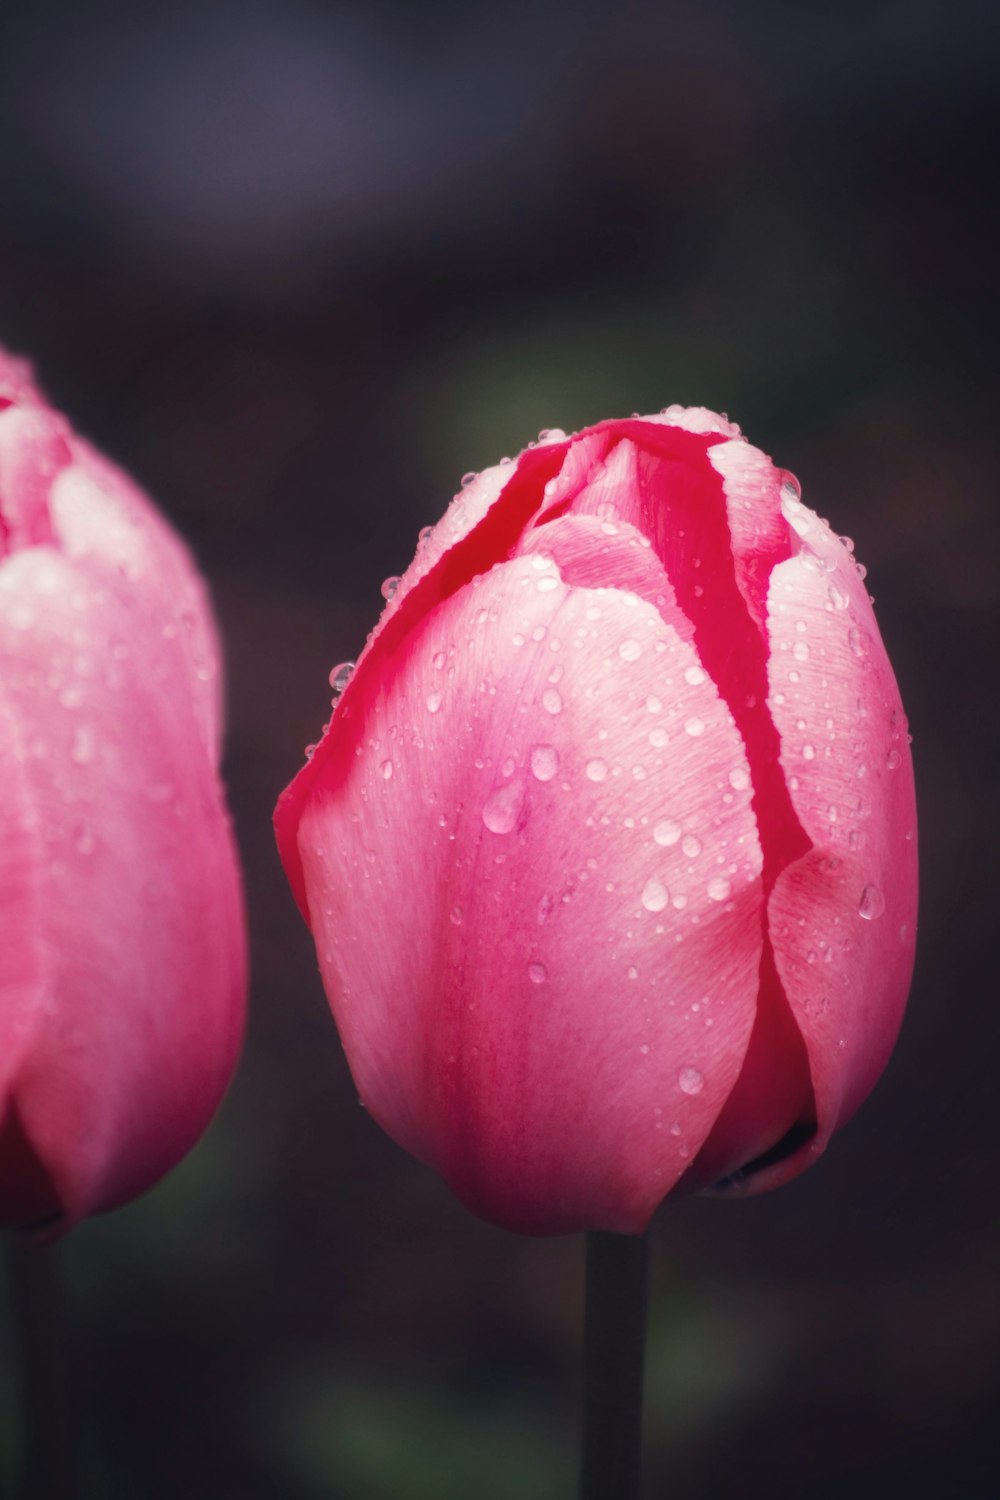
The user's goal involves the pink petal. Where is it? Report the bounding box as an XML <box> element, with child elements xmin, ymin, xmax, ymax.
<box><xmin>276</xmin><ymin>439</ymin><xmax>573</xmax><ymax>913</ymax></box>
<box><xmin>0</xmin><ymin>550</ymin><xmax>245</xmax><ymax>1228</ymax></box>
<box><xmin>292</xmin><ymin>547</ymin><xmax>764</xmax><ymax>1235</ymax></box>
<box><xmin>763</xmin><ymin>493</ymin><xmax>918</xmax><ymax>1177</ymax></box>
<box><xmin>51</xmin><ymin>442</ymin><xmax>224</xmax><ymax>758</ymax></box>
<box><xmin>709</xmin><ymin>436</ymin><xmax>793</xmax><ymax>632</ymax></box>
<box><xmin>0</xmin><ymin>350</ymin><xmax>42</xmax><ymax>411</ymax></box>
<box><xmin>555</xmin><ymin>427</ymin><xmax>815</xmax><ymax>1184</ymax></box>
<box><xmin>0</xmin><ymin>407</ymin><xmax>69</xmax><ymax>552</ymax></box>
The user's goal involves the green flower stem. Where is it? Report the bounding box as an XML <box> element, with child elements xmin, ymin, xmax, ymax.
<box><xmin>4</xmin><ymin>1236</ymin><xmax>77</xmax><ymax>1500</ymax></box>
<box><xmin>580</xmin><ymin>1229</ymin><xmax>650</xmax><ymax>1500</ymax></box>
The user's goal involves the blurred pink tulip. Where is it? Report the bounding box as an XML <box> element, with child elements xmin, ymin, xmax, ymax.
<box><xmin>276</xmin><ymin>409</ymin><xmax>917</xmax><ymax>1235</ymax></box>
<box><xmin>0</xmin><ymin>348</ymin><xmax>246</xmax><ymax>1233</ymax></box>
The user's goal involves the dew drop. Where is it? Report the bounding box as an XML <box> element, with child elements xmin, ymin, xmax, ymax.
<box><xmin>678</xmin><ymin>1066</ymin><xmax>705</xmax><ymax>1095</ymax></box>
<box><xmin>649</xmin><ymin>728</ymin><xmax>668</xmax><ymax>748</ymax></box>
<box><xmin>858</xmin><ymin>883</ymin><xmax>885</xmax><ymax>921</ymax></box>
<box><xmin>586</xmin><ymin>758</ymin><xmax>609</xmax><ymax>782</ymax></box>
<box><xmin>641</xmin><ymin>878</ymin><xmax>669</xmax><ymax>913</ymax></box>
<box><xmin>684</xmin><ymin>664</ymin><xmax>707</xmax><ymax>686</ymax></box>
<box><xmin>541</xmin><ymin>688</ymin><xmax>563</xmax><ymax>715</ymax></box>
<box><xmin>380</xmin><ymin>576</ymin><xmax>401</xmax><ymax>602</ymax></box>
<box><xmin>728</xmin><ymin>766</ymin><xmax>750</xmax><ymax>791</ymax></box>
<box><xmin>380</xmin><ymin>759</ymin><xmax>394</xmax><ymax>780</ymax></box>
<box><xmin>828</xmin><ymin>580</ymin><xmax>850</xmax><ymax>610</ymax></box>
<box><xmin>530</xmin><ymin>745</ymin><xmax>559</xmax><ymax>782</ymax></box>
<box><xmin>536</xmin><ymin>575</ymin><xmax>560</xmax><ymax>593</ymax></box>
<box><xmin>793</xmin><ymin>640</ymin><xmax>810</xmax><ymax>662</ymax></box>
<box><xmin>426</xmin><ymin>691</ymin><xmax>442</xmax><ymax>714</ymax></box>
<box><xmin>886</xmin><ymin>748</ymin><xmax>901</xmax><ymax>770</ymax></box>
<box><xmin>482</xmin><ymin>778</ymin><xmax>526</xmax><ymax>834</ymax></box>
<box><xmin>684</xmin><ymin>716</ymin><xmax>705</xmax><ymax>737</ymax></box>
<box><xmin>682</xmin><ymin>834</ymin><xmax>702</xmax><ymax>859</ymax></box>
<box><xmin>848</xmin><ymin>627</ymin><xmax>868</xmax><ymax>659</ymax></box>
<box><xmin>329</xmin><ymin>661</ymin><xmax>355</xmax><ymax>699</ymax></box>
<box><xmin>461</xmin><ymin>471</ymin><xmax>477</xmax><ymax>488</ymax></box>
<box><xmin>653</xmin><ymin>819</ymin><xmax>681</xmax><ymax>847</ymax></box>
<box><xmin>527</xmin><ymin>961</ymin><xmax>548</xmax><ymax>985</ymax></box>
<box><xmin>803</xmin><ymin>743</ymin><xmax>815</xmax><ymax>761</ymax></box>
<box><xmin>619</xmin><ymin>639</ymin><xmax>642</xmax><ymax>663</ymax></box>
<box><xmin>646</xmin><ymin>695</ymin><xmax>663</xmax><ymax>713</ymax></box>
<box><xmin>450</xmin><ymin>906</ymin><xmax>463</xmax><ymax>926</ymax></box>
<box><xmin>707</xmin><ymin>876</ymin><xmax>732</xmax><ymax>901</ymax></box>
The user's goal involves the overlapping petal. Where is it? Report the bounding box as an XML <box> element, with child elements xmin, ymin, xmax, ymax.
<box><xmin>295</xmin><ymin>546</ymin><xmax>764</xmax><ymax>1234</ymax></box>
<box><xmin>1</xmin><ymin>348</ymin><xmax>246</xmax><ymax>1232</ymax></box>
<box><xmin>764</xmin><ymin>494</ymin><xmax>917</xmax><ymax>1167</ymax></box>
<box><xmin>0</xmin><ymin>548</ymin><xmax>245</xmax><ymax>1228</ymax></box>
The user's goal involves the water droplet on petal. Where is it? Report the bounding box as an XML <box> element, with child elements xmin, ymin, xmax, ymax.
<box><xmin>380</xmin><ymin>759</ymin><xmax>394</xmax><ymax>780</ymax></box>
<box><xmin>380</xmin><ymin>576</ymin><xmax>401</xmax><ymax>602</ymax></box>
<box><xmin>530</xmin><ymin>745</ymin><xmax>559</xmax><ymax>781</ymax></box>
<box><xmin>527</xmin><ymin>961</ymin><xmax>548</xmax><ymax>984</ymax></box>
<box><xmin>619</xmin><ymin>639</ymin><xmax>642</xmax><ymax>662</ymax></box>
<box><xmin>684</xmin><ymin>664</ymin><xmax>707</xmax><ymax>686</ymax></box>
<box><xmin>586</xmin><ymin>758</ymin><xmax>608</xmax><ymax>782</ymax></box>
<box><xmin>329</xmin><ymin>661</ymin><xmax>355</xmax><ymax>699</ymax></box>
<box><xmin>858</xmin><ymin>883</ymin><xmax>885</xmax><ymax>920</ymax></box>
<box><xmin>729</xmin><ymin>766</ymin><xmax>750</xmax><ymax>791</ymax></box>
<box><xmin>450</xmin><ymin>906</ymin><xmax>463</xmax><ymax>926</ymax></box>
<box><xmin>682</xmin><ymin>834</ymin><xmax>702</xmax><ymax>858</ymax></box>
<box><xmin>542</xmin><ymin>688</ymin><xmax>563</xmax><ymax>715</ymax></box>
<box><xmin>679</xmin><ymin>1065</ymin><xmax>705</xmax><ymax>1095</ymax></box>
<box><xmin>886</xmin><ymin>748</ymin><xmax>901</xmax><ymax>770</ymax></box>
<box><xmin>684</xmin><ymin>716</ymin><xmax>705</xmax><ymax>737</ymax></box>
<box><xmin>654</xmin><ymin>819</ymin><xmax>681</xmax><ymax>847</ymax></box>
<box><xmin>707</xmin><ymin>876</ymin><xmax>732</xmax><ymax>901</ymax></box>
<box><xmin>426</xmin><ymin>691</ymin><xmax>442</xmax><ymax>714</ymax></box>
<box><xmin>482</xmin><ymin>777</ymin><xmax>526</xmax><ymax>834</ymax></box>
<box><xmin>641</xmin><ymin>878</ymin><xmax>669</xmax><ymax>912</ymax></box>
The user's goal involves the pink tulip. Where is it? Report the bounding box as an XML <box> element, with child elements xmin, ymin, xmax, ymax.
<box><xmin>0</xmin><ymin>348</ymin><xmax>246</xmax><ymax>1234</ymax></box>
<box><xmin>275</xmin><ymin>409</ymin><xmax>917</xmax><ymax>1236</ymax></box>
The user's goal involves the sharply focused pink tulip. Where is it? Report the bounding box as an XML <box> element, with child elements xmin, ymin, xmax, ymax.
<box><xmin>276</xmin><ymin>409</ymin><xmax>917</xmax><ymax>1235</ymax></box>
<box><xmin>0</xmin><ymin>347</ymin><xmax>246</xmax><ymax>1233</ymax></box>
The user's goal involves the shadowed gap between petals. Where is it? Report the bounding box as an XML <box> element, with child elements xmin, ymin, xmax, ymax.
<box><xmin>629</xmin><ymin>442</ymin><xmax>818</xmax><ymax>1181</ymax></box>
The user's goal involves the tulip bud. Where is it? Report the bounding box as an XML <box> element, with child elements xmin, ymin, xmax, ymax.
<box><xmin>276</xmin><ymin>409</ymin><xmax>917</xmax><ymax>1235</ymax></box>
<box><xmin>0</xmin><ymin>348</ymin><xmax>246</xmax><ymax>1234</ymax></box>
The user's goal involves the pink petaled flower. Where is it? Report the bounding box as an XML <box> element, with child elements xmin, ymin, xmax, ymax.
<box><xmin>0</xmin><ymin>348</ymin><xmax>246</xmax><ymax>1234</ymax></box>
<box><xmin>275</xmin><ymin>410</ymin><xmax>917</xmax><ymax>1236</ymax></box>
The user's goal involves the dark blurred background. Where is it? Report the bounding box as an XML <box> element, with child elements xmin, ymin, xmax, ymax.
<box><xmin>1</xmin><ymin>0</ymin><xmax>998</xmax><ymax>1495</ymax></box>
